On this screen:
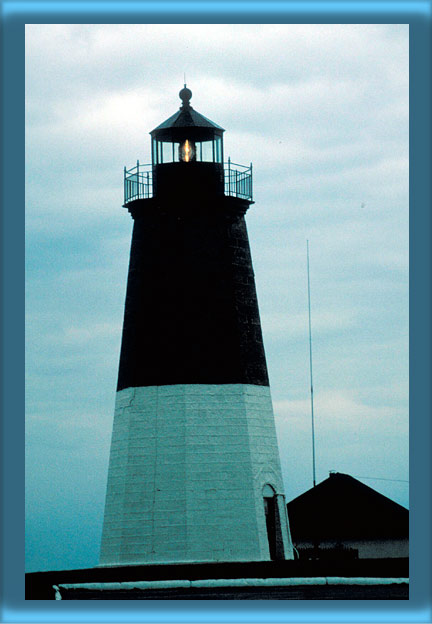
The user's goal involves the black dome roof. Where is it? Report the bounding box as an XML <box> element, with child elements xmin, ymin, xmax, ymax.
<box><xmin>151</xmin><ymin>86</ymin><xmax>224</xmax><ymax>140</ymax></box>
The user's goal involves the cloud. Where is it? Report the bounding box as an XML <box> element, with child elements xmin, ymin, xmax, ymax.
<box><xmin>274</xmin><ymin>390</ymin><xmax>407</xmax><ymax>435</ymax></box>
<box><xmin>261</xmin><ymin>308</ymin><xmax>358</xmax><ymax>339</ymax></box>
<box><xmin>273</xmin><ymin>389</ymin><xmax>408</xmax><ymax>506</ymax></box>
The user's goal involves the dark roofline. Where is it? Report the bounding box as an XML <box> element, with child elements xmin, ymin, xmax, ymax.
<box><xmin>287</xmin><ymin>472</ymin><xmax>408</xmax><ymax>541</ymax></box>
<box><xmin>151</xmin><ymin>107</ymin><xmax>224</xmax><ymax>134</ymax></box>
<box><xmin>288</xmin><ymin>472</ymin><xmax>408</xmax><ymax>512</ymax></box>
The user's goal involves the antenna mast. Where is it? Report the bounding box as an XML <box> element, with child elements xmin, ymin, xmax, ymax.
<box><xmin>307</xmin><ymin>240</ymin><xmax>317</xmax><ymax>487</ymax></box>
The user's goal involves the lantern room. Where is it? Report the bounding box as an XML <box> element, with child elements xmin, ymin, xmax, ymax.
<box><xmin>123</xmin><ymin>86</ymin><xmax>253</xmax><ymax>207</ymax></box>
<box><xmin>150</xmin><ymin>85</ymin><xmax>225</xmax><ymax>199</ymax></box>
<box><xmin>150</xmin><ymin>85</ymin><xmax>224</xmax><ymax>166</ymax></box>
<box><xmin>151</xmin><ymin>86</ymin><xmax>224</xmax><ymax>165</ymax></box>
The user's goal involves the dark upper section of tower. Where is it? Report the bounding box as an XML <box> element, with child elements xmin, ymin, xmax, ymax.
<box><xmin>116</xmin><ymin>210</ymin><xmax>270</xmax><ymax>391</ymax></box>
<box><xmin>116</xmin><ymin>87</ymin><xmax>269</xmax><ymax>391</ymax></box>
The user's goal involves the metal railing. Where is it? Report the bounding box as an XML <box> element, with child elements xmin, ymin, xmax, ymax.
<box><xmin>124</xmin><ymin>159</ymin><xmax>253</xmax><ymax>205</ymax></box>
<box><xmin>224</xmin><ymin>158</ymin><xmax>253</xmax><ymax>201</ymax></box>
<box><xmin>124</xmin><ymin>161</ymin><xmax>153</xmax><ymax>204</ymax></box>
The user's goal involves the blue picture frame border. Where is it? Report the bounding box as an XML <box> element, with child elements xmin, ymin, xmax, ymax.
<box><xmin>1</xmin><ymin>0</ymin><xmax>430</xmax><ymax>621</ymax></box>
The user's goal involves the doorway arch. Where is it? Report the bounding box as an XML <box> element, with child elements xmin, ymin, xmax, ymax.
<box><xmin>263</xmin><ymin>484</ymin><xmax>284</xmax><ymax>560</ymax></box>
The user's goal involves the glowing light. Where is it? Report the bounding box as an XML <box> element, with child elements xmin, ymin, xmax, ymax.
<box><xmin>184</xmin><ymin>140</ymin><xmax>191</xmax><ymax>162</ymax></box>
<box><xmin>180</xmin><ymin>139</ymin><xmax>195</xmax><ymax>162</ymax></box>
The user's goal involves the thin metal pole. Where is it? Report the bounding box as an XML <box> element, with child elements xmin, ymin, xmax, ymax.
<box><xmin>307</xmin><ymin>240</ymin><xmax>316</xmax><ymax>487</ymax></box>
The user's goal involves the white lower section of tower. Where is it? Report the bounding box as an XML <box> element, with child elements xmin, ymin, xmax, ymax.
<box><xmin>99</xmin><ymin>384</ymin><xmax>293</xmax><ymax>565</ymax></box>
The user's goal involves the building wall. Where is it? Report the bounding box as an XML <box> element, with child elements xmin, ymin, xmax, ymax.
<box><xmin>348</xmin><ymin>538</ymin><xmax>408</xmax><ymax>559</ymax></box>
<box><xmin>100</xmin><ymin>384</ymin><xmax>293</xmax><ymax>565</ymax></box>
<box><xmin>294</xmin><ymin>538</ymin><xmax>408</xmax><ymax>559</ymax></box>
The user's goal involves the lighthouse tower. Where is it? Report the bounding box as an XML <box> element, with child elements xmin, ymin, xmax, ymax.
<box><xmin>99</xmin><ymin>87</ymin><xmax>294</xmax><ymax>566</ymax></box>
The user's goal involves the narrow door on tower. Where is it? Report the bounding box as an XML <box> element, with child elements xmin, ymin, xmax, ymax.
<box><xmin>263</xmin><ymin>484</ymin><xmax>282</xmax><ymax>561</ymax></box>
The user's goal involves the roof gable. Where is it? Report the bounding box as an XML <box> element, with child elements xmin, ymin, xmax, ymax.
<box><xmin>287</xmin><ymin>473</ymin><xmax>408</xmax><ymax>541</ymax></box>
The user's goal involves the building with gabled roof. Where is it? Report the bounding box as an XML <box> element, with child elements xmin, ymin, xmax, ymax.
<box><xmin>287</xmin><ymin>472</ymin><xmax>408</xmax><ymax>560</ymax></box>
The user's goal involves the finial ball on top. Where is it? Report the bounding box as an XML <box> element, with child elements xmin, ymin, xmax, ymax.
<box><xmin>179</xmin><ymin>86</ymin><xmax>192</xmax><ymax>107</ymax></box>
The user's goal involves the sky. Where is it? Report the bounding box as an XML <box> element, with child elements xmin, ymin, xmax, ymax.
<box><xmin>25</xmin><ymin>23</ymin><xmax>409</xmax><ymax>573</ymax></box>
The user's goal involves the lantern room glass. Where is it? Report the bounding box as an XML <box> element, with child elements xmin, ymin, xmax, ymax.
<box><xmin>152</xmin><ymin>136</ymin><xmax>223</xmax><ymax>165</ymax></box>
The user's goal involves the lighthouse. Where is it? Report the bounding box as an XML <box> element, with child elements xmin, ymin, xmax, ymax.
<box><xmin>99</xmin><ymin>87</ymin><xmax>294</xmax><ymax>566</ymax></box>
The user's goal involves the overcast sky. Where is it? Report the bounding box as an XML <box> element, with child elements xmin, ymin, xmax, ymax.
<box><xmin>25</xmin><ymin>23</ymin><xmax>408</xmax><ymax>573</ymax></box>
